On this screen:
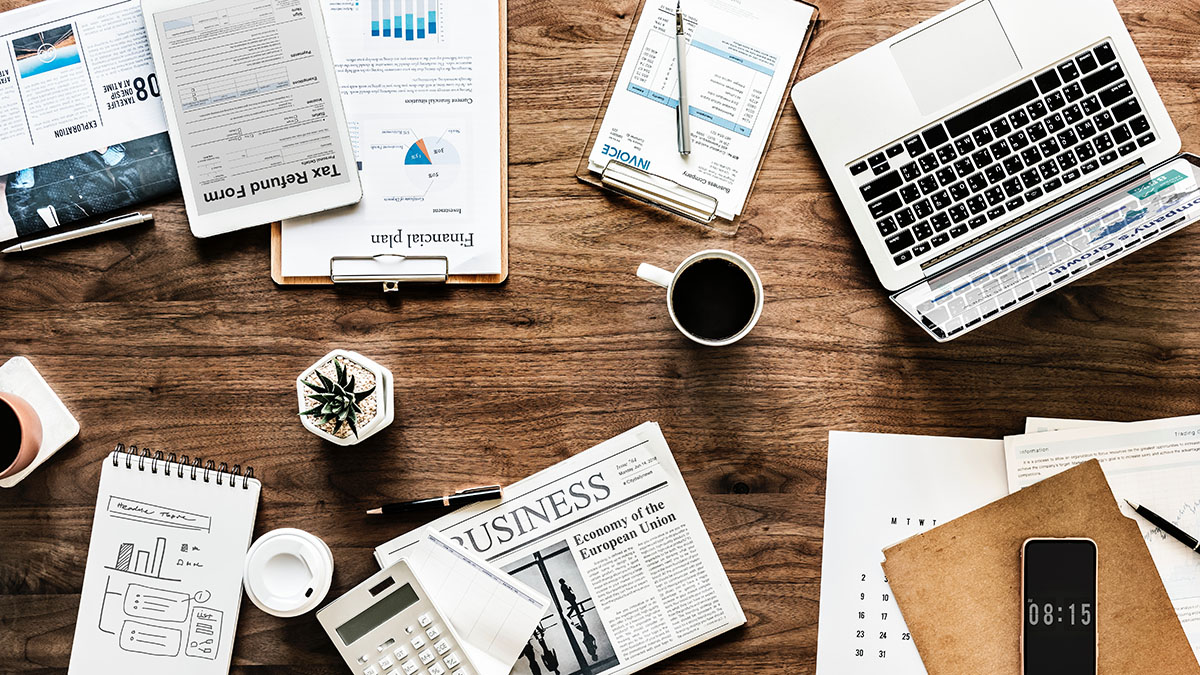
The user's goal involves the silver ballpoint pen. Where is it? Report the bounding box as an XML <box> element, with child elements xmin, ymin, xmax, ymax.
<box><xmin>2</xmin><ymin>212</ymin><xmax>154</xmax><ymax>253</ymax></box>
<box><xmin>675</xmin><ymin>0</ymin><xmax>691</xmax><ymax>155</ymax></box>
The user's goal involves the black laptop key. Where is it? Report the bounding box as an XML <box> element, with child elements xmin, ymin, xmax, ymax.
<box><xmin>877</xmin><ymin>216</ymin><xmax>898</xmax><ymax>236</ymax></box>
<box><xmin>972</xmin><ymin>149</ymin><xmax>993</xmax><ymax>169</ymax></box>
<box><xmin>870</xmin><ymin>192</ymin><xmax>903</xmax><ymax>219</ymax></box>
<box><xmin>919</xmin><ymin>153</ymin><xmax>939</xmax><ymax>173</ymax></box>
<box><xmin>949</xmin><ymin>204</ymin><xmax>969</xmax><ymax>223</ymax></box>
<box><xmin>1027</xmin><ymin>100</ymin><xmax>1048</xmax><ymax>120</ymax></box>
<box><xmin>869</xmin><ymin>152</ymin><xmax>887</xmax><ymax>166</ymax></box>
<box><xmin>1081</xmin><ymin>160</ymin><xmax>1099</xmax><ymax>174</ymax></box>
<box><xmin>1094</xmin><ymin>110</ymin><xmax>1114</xmax><ymax>131</ymax></box>
<box><xmin>1062</xmin><ymin>168</ymin><xmax>1081</xmax><ymax>183</ymax></box>
<box><xmin>1077</xmin><ymin>52</ymin><xmax>1098</xmax><ymax>74</ymax></box>
<box><xmin>1004</xmin><ymin>156</ymin><xmax>1024</xmax><ymax>176</ymax></box>
<box><xmin>931</xmin><ymin>233</ymin><xmax>950</xmax><ymax>247</ymax></box>
<box><xmin>1039</xmin><ymin>138</ymin><xmax>1061</xmax><ymax>156</ymax></box>
<box><xmin>1099</xmin><ymin>81</ymin><xmax>1132</xmax><ymax>107</ymax></box>
<box><xmin>922</xmin><ymin>124</ymin><xmax>950</xmax><ymax>149</ymax></box>
<box><xmin>985</xmin><ymin>186</ymin><xmax>1005</xmax><ymax>206</ymax></box>
<box><xmin>1021</xmin><ymin>147</ymin><xmax>1042</xmax><ymax>166</ymax></box>
<box><xmin>905</xmin><ymin>136</ymin><xmax>926</xmax><ymax>157</ymax></box>
<box><xmin>850</xmin><ymin>161</ymin><xmax>869</xmax><ymax>175</ymax></box>
<box><xmin>936</xmin><ymin>167</ymin><xmax>957</xmax><ymax>186</ymax></box>
<box><xmin>887</xmin><ymin>144</ymin><xmax>905</xmax><ymax>157</ymax></box>
<box><xmin>1024</xmin><ymin>187</ymin><xmax>1043</xmax><ymax>201</ymax></box>
<box><xmin>1038</xmin><ymin>160</ymin><xmax>1059</xmax><ymax>179</ymax></box>
<box><xmin>885</xmin><ymin>229</ymin><xmax>915</xmax><ymax>253</ymax></box>
<box><xmin>919</xmin><ymin>175</ymin><xmax>939</xmax><ymax>194</ymax></box>
<box><xmin>967</xmin><ymin>195</ymin><xmax>987</xmax><ymax>214</ymax></box>
<box><xmin>937</xmin><ymin>145</ymin><xmax>957</xmax><ymax>164</ymax></box>
<box><xmin>1129</xmin><ymin>116</ymin><xmax>1150</xmax><ymax>135</ymax></box>
<box><xmin>913</xmin><ymin>199</ymin><xmax>933</xmax><ymax>218</ymax></box>
<box><xmin>1076</xmin><ymin>120</ymin><xmax>1096</xmax><ymax>140</ymax></box>
<box><xmin>990</xmin><ymin>139</ymin><xmax>1011</xmax><ymax>159</ymax></box>
<box><xmin>1035</xmin><ymin>69</ymin><xmax>1062</xmax><ymax>94</ymax></box>
<box><xmin>1094</xmin><ymin>42</ymin><xmax>1116</xmax><ymax>64</ymax></box>
<box><xmin>1057</xmin><ymin>60</ymin><xmax>1080</xmax><ymax>82</ymax></box>
<box><xmin>1028</xmin><ymin>122</ymin><xmax>1048</xmax><ymax>141</ymax></box>
<box><xmin>912</xmin><ymin>221</ymin><xmax>934</xmax><ymax>240</ymax></box>
<box><xmin>901</xmin><ymin>162</ymin><xmax>921</xmax><ymax>181</ymax></box>
<box><xmin>932</xmin><ymin>190</ymin><xmax>952</xmax><ymax>210</ymax></box>
<box><xmin>1112</xmin><ymin>124</ymin><xmax>1132</xmax><ymax>144</ymax></box>
<box><xmin>1002</xmin><ymin>177</ymin><xmax>1023</xmax><ymax>197</ymax></box>
<box><xmin>969</xmin><ymin>215</ymin><xmax>987</xmax><ymax>229</ymax></box>
<box><xmin>1009</xmin><ymin>109</ymin><xmax>1030</xmax><ymax>128</ymax></box>
<box><xmin>985</xmin><ymin>166</ymin><xmax>1005</xmax><ymax>185</ymax></box>
<box><xmin>1081</xmin><ymin>96</ymin><xmax>1102</xmax><ymax>116</ymax></box>
<box><xmin>987</xmin><ymin>205</ymin><xmax>1006</xmax><ymax>220</ymax></box>
<box><xmin>872</xmin><ymin>163</ymin><xmax>891</xmax><ymax>175</ymax></box>
<box><xmin>1057</xmin><ymin>128</ymin><xmax>1078</xmax><ymax>148</ymax></box>
<box><xmin>954</xmin><ymin>157</ymin><xmax>974</xmax><ymax>177</ymax></box>
<box><xmin>894</xmin><ymin>250</ymin><xmax>913</xmax><ymax>265</ymax></box>
<box><xmin>1082</xmin><ymin>62</ymin><xmax>1124</xmax><ymax>93</ymax></box>
<box><xmin>1076</xmin><ymin>141</ymin><xmax>1096</xmax><ymax>161</ymax></box>
<box><xmin>990</xmin><ymin>118</ymin><xmax>1012</xmax><ymax>137</ymax></box>
<box><xmin>1010</xmin><ymin>130</ymin><xmax>1030</xmax><ymax>149</ymax></box>
<box><xmin>1044</xmin><ymin>177</ymin><xmax>1062</xmax><ymax>192</ymax></box>
<box><xmin>912</xmin><ymin>241</ymin><xmax>932</xmax><ymax>257</ymax></box>
<box><xmin>1020</xmin><ymin>168</ymin><xmax>1040</xmax><ymax>188</ymax></box>
<box><xmin>1094</xmin><ymin>132</ymin><xmax>1114</xmax><ymax>152</ymax></box>
<box><xmin>954</xmin><ymin>137</ymin><xmax>975</xmax><ymax>155</ymax></box>
<box><xmin>860</xmin><ymin>170</ymin><xmax>902</xmax><ymax>201</ymax></box>
<box><xmin>945</xmin><ymin>81</ymin><xmax>1039</xmax><ymax>138</ymax></box>
<box><xmin>1045</xmin><ymin>114</ymin><xmax>1066</xmax><ymax>133</ymax></box>
<box><xmin>1064</xmin><ymin>83</ymin><xmax>1084</xmax><ymax>102</ymax></box>
<box><xmin>1138</xmin><ymin>132</ymin><xmax>1156</xmax><ymax>147</ymax></box>
<box><xmin>1063</xmin><ymin>105</ymin><xmax>1084</xmax><ymax>125</ymax></box>
<box><xmin>1099</xmin><ymin>150</ymin><xmax>1118</xmax><ymax>164</ymax></box>
<box><xmin>1046</xmin><ymin>91</ymin><xmax>1066</xmax><ymax>111</ymax></box>
<box><xmin>950</xmin><ymin>222</ymin><xmax>969</xmax><ymax>238</ymax></box>
<box><xmin>1005</xmin><ymin>196</ymin><xmax>1025</xmax><ymax>211</ymax></box>
<box><xmin>896</xmin><ymin>207</ymin><xmax>916</xmax><ymax>227</ymax></box>
<box><xmin>931</xmin><ymin>212</ymin><xmax>951</xmax><ymax>231</ymax></box>
<box><xmin>1118</xmin><ymin>141</ymin><xmax>1137</xmax><ymax>156</ymax></box>
<box><xmin>950</xmin><ymin>181</ymin><xmax>970</xmax><ymax>201</ymax></box>
<box><xmin>1112</xmin><ymin>98</ymin><xmax>1141</xmax><ymax>122</ymax></box>
<box><xmin>1057</xmin><ymin>152</ymin><xmax>1077</xmax><ymax>170</ymax></box>
<box><xmin>901</xmin><ymin>184</ymin><xmax>921</xmax><ymax>203</ymax></box>
<box><xmin>973</xmin><ymin>127</ymin><xmax>994</xmax><ymax>146</ymax></box>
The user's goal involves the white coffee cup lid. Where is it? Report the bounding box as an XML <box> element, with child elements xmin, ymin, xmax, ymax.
<box><xmin>243</xmin><ymin>528</ymin><xmax>334</xmax><ymax>618</ymax></box>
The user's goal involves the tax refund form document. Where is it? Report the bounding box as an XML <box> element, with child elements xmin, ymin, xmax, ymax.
<box><xmin>819</xmin><ymin>431</ymin><xmax>1009</xmax><ymax>674</ymax></box>
<box><xmin>587</xmin><ymin>0</ymin><xmax>813</xmax><ymax>221</ymax></box>
<box><xmin>1005</xmin><ymin>415</ymin><xmax>1200</xmax><ymax>662</ymax></box>
<box><xmin>279</xmin><ymin>0</ymin><xmax>505</xmax><ymax>277</ymax></box>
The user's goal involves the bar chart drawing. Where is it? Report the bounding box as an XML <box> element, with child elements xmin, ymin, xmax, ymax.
<box><xmin>370</xmin><ymin>0</ymin><xmax>442</xmax><ymax>41</ymax></box>
<box><xmin>106</xmin><ymin>537</ymin><xmax>180</xmax><ymax>582</ymax></box>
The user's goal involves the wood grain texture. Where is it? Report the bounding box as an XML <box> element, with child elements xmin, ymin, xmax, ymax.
<box><xmin>1</xmin><ymin>0</ymin><xmax>1199</xmax><ymax>672</ymax></box>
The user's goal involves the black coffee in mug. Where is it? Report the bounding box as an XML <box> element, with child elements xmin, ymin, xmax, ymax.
<box><xmin>0</xmin><ymin>400</ymin><xmax>20</xmax><ymax>471</ymax></box>
<box><xmin>671</xmin><ymin>258</ymin><xmax>757</xmax><ymax>341</ymax></box>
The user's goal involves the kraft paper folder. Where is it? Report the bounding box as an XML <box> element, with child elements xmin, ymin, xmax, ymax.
<box><xmin>271</xmin><ymin>0</ymin><xmax>508</xmax><ymax>288</ymax></box>
<box><xmin>573</xmin><ymin>0</ymin><xmax>818</xmax><ymax>234</ymax></box>
<box><xmin>881</xmin><ymin>460</ymin><xmax>1199</xmax><ymax>675</ymax></box>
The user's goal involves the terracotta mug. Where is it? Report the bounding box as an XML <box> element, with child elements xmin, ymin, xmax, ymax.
<box><xmin>0</xmin><ymin>392</ymin><xmax>42</xmax><ymax>480</ymax></box>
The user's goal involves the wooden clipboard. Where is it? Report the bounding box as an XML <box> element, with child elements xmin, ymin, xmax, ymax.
<box><xmin>271</xmin><ymin>0</ymin><xmax>508</xmax><ymax>287</ymax></box>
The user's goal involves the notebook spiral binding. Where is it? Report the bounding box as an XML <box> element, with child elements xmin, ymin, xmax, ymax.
<box><xmin>110</xmin><ymin>443</ymin><xmax>255</xmax><ymax>489</ymax></box>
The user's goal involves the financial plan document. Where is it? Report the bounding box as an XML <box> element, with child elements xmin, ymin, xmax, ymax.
<box><xmin>1006</xmin><ymin>415</ymin><xmax>1200</xmax><ymax>662</ymax></box>
<box><xmin>587</xmin><ymin>0</ymin><xmax>814</xmax><ymax>221</ymax></box>
<box><xmin>150</xmin><ymin>0</ymin><xmax>354</xmax><ymax>216</ymax></box>
<box><xmin>279</xmin><ymin>0</ymin><xmax>505</xmax><ymax>277</ymax></box>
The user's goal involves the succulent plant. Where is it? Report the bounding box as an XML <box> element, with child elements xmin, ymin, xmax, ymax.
<box><xmin>300</xmin><ymin>358</ymin><xmax>376</xmax><ymax>438</ymax></box>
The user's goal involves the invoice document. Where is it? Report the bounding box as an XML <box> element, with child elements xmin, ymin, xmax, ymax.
<box><xmin>818</xmin><ymin>431</ymin><xmax>1009</xmax><ymax>674</ymax></box>
<box><xmin>587</xmin><ymin>0</ymin><xmax>814</xmax><ymax>221</ymax></box>
<box><xmin>279</xmin><ymin>0</ymin><xmax>505</xmax><ymax>277</ymax></box>
<box><xmin>1006</xmin><ymin>415</ymin><xmax>1200</xmax><ymax>661</ymax></box>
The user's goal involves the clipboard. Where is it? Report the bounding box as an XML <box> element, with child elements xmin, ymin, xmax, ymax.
<box><xmin>575</xmin><ymin>0</ymin><xmax>818</xmax><ymax>235</ymax></box>
<box><xmin>271</xmin><ymin>0</ymin><xmax>509</xmax><ymax>289</ymax></box>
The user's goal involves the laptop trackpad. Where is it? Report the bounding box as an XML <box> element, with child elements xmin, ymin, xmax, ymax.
<box><xmin>891</xmin><ymin>1</ymin><xmax>1020</xmax><ymax>115</ymax></box>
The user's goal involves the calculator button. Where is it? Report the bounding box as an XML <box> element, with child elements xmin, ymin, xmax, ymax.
<box><xmin>402</xmin><ymin>661</ymin><xmax>419</xmax><ymax>675</ymax></box>
<box><xmin>359</xmin><ymin>654</ymin><xmax>372</xmax><ymax>664</ymax></box>
<box><xmin>405</xmin><ymin>625</ymin><xmax>416</xmax><ymax>634</ymax></box>
<box><xmin>453</xmin><ymin>670</ymin><xmax>467</xmax><ymax>675</ymax></box>
<box><xmin>434</xmin><ymin>639</ymin><xmax>451</xmax><ymax>655</ymax></box>
<box><xmin>426</xmin><ymin>624</ymin><xmax>441</xmax><ymax>639</ymax></box>
<box><xmin>393</xmin><ymin>646</ymin><xmax>409</xmax><ymax>660</ymax></box>
<box><xmin>364</xmin><ymin>667</ymin><xmax>381</xmax><ymax>675</ymax></box>
<box><xmin>410</xmin><ymin>636</ymin><xmax>426</xmax><ymax>650</ymax></box>
<box><xmin>429</xmin><ymin>665</ymin><xmax>446</xmax><ymax>675</ymax></box>
<box><xmin>418</xmin><ymin>613</ymin><xmax>433</xmax><ymax>627</ymax></box>
<box><xmin>444</xmin><ymin>653</ymin><xmax>461</xmax><ymax>669</ymax></box>
<box><xmin>419</xmin><ymin>649</ymin><xmax>436</xmax><ymax>665</ymax></box>
<box><xmin>379</xmin><ymin>655</ymin><xmax>395</xmax><ymax>669</ymax></box>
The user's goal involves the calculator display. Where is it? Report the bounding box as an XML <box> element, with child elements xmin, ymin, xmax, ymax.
<box><xmin>335</xmin><ymin>584</ymin><xmax>419</xmax><ymax>645</ymax></box>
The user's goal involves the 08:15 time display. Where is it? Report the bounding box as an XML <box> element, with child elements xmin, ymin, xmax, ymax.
<box><xmin>1026</xmin><ymin>600</ymin><xmax>1093</xmax><ymax>629</ymax></box>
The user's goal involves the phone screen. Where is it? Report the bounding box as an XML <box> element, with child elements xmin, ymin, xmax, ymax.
<box><xmin>1022</xmin><ymin>539</ymin><xmax>1097</xmax><ymax>674</ymax></box>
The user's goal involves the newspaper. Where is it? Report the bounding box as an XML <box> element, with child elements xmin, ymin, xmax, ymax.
<box><xmin>0</xmin><ymin>0</ymin><xmax>176</xmax><ymax>242</ymax></box>
<box><xmin>375</xmin><ymin>422</ymin><xmax>745</xmax><ymax>675</ymax></box>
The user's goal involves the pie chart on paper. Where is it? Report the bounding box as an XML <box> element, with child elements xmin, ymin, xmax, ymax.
<box><xmin>404</xmin><ymin>136</ymin><xmax>460</xmax><ymax>194</ymax></box>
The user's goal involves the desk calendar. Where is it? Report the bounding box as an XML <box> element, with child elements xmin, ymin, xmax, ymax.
<box><xmin>817</xmin><ymin>431</ymin><xmax>1009</xmax><ymax>673</ymax></box>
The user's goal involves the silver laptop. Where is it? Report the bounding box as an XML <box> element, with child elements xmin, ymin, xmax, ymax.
<box><xmin>791</xmin><ymin>0</ymin><xmax>1200</xmax><ymax>341</ymax></box>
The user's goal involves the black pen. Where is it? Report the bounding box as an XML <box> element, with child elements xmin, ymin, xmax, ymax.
<box><xmin>1126</xmin><ymin>499</ymin><xmax>1200</xmax><ymax>553</ymax></box>
<box><xmin>367</xmin><ymin>485</ymin><xmax>503</xmax><ymax>515</ymax></box>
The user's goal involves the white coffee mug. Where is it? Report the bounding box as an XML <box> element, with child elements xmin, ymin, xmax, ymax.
<box><xmin>637</xmin><ymin>249</ymin><xmax>764</xmax><ymax>346</ymax></box>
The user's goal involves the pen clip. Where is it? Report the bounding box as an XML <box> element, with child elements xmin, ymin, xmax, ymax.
<box><xmin>455</xmin><ymin>485</ymin><xmax>502</xmax><ymax>496</ymax></box>
<box><xmin>101</xmin><ymin>212</ymin><xmax>143</xmax><ymax>224</ymax></box>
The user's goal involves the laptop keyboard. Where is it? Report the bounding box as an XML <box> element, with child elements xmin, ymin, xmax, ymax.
<box><xmin>848</xmin><ymin>40</ymin><xmax>1157</xmax><ymax>268</ymax></box>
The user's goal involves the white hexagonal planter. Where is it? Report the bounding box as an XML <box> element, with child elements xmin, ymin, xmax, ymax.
<box><xmin>296</xmin><ymin>350</ymin><xmax>394</xmax><ymax>446</ymax></box>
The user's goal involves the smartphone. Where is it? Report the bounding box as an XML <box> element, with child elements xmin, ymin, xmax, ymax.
<box><xmin>1021</xmin><ymin>538</ymin><xmax>1098</xmax><ymax>675</ymax></box>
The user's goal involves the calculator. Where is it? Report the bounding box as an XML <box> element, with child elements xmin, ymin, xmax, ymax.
<box><xmin>317</xmin><ymin>559</ymin><xmax>478</xmax><ymax>675</ymax></box>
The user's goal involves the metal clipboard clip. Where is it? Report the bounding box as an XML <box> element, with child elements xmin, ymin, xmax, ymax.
<box><xmin>599</xmin><ymin>159</ymin><xmax>719</xmax><ymax>224</ymax></box>
<box><xmin>330</xmin><ymin>254</ymin><xmax>450</xmax><ymax>292</ymax></box>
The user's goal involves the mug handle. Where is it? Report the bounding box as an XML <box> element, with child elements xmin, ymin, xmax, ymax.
<box><xmin>637</xmin><ymin>263</ymin><xmax>674</xmax><ymax>289</ymax></box>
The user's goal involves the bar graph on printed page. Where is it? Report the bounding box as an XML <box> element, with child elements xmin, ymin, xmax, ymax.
<box><xmin>370</xmin><ymin>0</ymin><xmax>442</xmax><ymax>40</ymax></box>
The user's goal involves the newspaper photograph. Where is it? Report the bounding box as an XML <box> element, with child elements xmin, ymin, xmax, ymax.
<box><xmin>0</xmin><ymin>0</ymin><xmax>176</xmax><ymax>242</ymax></box>
<box><xmin>375</xmin><ymin>422</ymin><xmax>745</xmax><ymax>675</ymax></box>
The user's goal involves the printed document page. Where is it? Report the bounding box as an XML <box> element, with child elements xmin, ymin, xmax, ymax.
<box><xmin>1005</xmin><ymin>415</ymin><xmax>1200</xmax><ymax>661</ymax></box>
<box><xmin>587</xmin><ymin>0</ymin><xmax>813</xmax><ymax>220</ymax></box>
<box><xmin>149</xmin><ymin>0</ymin><xmax>353</xmax><ymax>217</ymax></box>
<box><xmin>406</xmin><ymin>529</ymin><xmax>550</xmax><ymax>675</ymax></box>
<box><xmin>280</xmin><ymin>0</ymin><xmax>504</xmax><ymax>277</ymax></box>
<box><xmin>818</xmin><ymin>431</ymin><xmax>1008</xmax><ymax>675</ymax></box>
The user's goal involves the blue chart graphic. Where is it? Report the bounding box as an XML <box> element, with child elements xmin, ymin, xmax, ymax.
<box><xmin>371</xmin><ymin>0</ymin><xmax>439</xmax><ymax>40</ymax></box>
<box><xmin>402</xmin><ymin>135</ymin><xmax>460</xmax><ymax>194</ymax></box>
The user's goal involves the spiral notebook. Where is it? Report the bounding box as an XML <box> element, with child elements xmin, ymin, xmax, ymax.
<box><xmin>68</xmin><ymin>445</ymin><xmax>261</xmax><ymax>674</ymax></box>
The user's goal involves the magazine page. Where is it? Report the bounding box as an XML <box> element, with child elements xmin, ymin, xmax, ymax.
<box><xmin>375</xmin><ymin>422</ymin><xmax>745</xmax><ymax>675</ymax></box>
<box><xmin>0</xmin><ymin>0</ymin><xmax>175</xmax><ymax>241</ymax></box>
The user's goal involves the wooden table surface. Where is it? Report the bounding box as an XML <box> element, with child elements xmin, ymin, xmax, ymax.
<box><xmin>2</xmin><ymin>0</ymin><xmax>1199</xmax><ymax>672</ymax></box>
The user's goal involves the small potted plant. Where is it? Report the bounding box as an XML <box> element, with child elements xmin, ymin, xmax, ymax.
<box><xmin>297</xmin><ymin>350</ymin><xmax>394</xmax><ymax>445</ymax></box>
